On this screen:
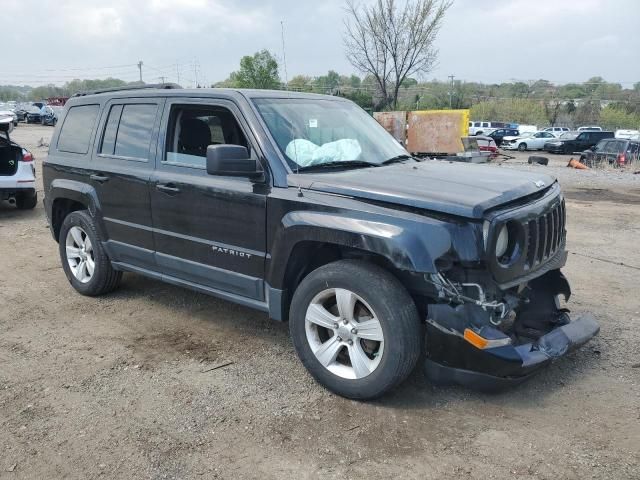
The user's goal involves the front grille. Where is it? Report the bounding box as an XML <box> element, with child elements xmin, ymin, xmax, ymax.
<box><xmin>524</xmin><ymin>199</ymin><xmax>565</xmax><ymax>269</ymax></box>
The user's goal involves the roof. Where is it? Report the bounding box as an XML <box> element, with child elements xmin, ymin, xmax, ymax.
<box><xmin>68</xmin><ymin>85</ymin><xmax>346</xmax><ymax>104</ymax></box>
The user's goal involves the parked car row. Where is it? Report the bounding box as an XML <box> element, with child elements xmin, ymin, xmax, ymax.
<box><xmin>0</xmin><ymin>102</ymin><xmax>61</xmax><ymax>127</ymax></box>
<box><xmin>468</xmin><ymin>120</ymin><xmax>626</xmax><ymax>140</ymax></box>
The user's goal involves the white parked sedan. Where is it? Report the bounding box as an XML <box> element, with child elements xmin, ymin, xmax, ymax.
<box><xmin>501</xmin><ymin>131</ymin><xmax>558</xmax><ymax>151</ymax></box>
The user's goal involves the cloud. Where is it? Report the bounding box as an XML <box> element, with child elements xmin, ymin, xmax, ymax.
<box><xmin>2</xmin><ymin>0</ymin><xmax>639</xmax><ymax>87</ymax></box>
<box><xmin>486</xmin><ymin>0</ymin><xmax>603</xmax><ymax>28</ymax></box>
<box><xmin>583</xmin><ymin>34</ymin><xmax>620</xmax><ymax>49</ymax></box>
<box><xmin>64</xmin><ymin>6</ymin><xmax>124</xmax><ymax>38</ymax></box>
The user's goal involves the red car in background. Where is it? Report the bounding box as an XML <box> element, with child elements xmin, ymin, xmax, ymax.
<box><xmin>474</xmin><ymin>136</ymin><xmax>498</xmax><ymax>158</ymax></box>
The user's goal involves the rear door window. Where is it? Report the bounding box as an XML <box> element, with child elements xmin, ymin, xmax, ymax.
<box><xmin>99</xmin><ymin>103</ymin><xmax>158</xmax><ymax>160</ymax></box>
<box><xmin>610</xmin><ymin>140</ymin><xmax>625</xmax><ymax>153</ymax></box>
<box><xmin>57</xmin><ymin>104</ymin><xmax>100</xmax><ymax>154</ymax></box>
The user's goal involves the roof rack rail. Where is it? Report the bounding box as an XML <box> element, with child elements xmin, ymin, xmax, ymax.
<box><xmin>72</xmin><ymin>83</ymin><xmax>182</xmax><ymax>97</ymax></box>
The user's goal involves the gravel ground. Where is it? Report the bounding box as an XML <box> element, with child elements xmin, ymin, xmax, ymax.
<box><xmin>1</xmin><ymin>125</ymin><xmax>639</xmax><ymax>479</ymax></box>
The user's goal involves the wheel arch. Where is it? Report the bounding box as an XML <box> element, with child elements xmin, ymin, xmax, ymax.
<box><xmin>48</xmin><ymin>179</ymin><xmax>105</xmax><ymax>242</ymax></box>
<box><xmin>267</xmin><ymin>211</ymin><xmax>452</xmax><ymax>320</ymax></box>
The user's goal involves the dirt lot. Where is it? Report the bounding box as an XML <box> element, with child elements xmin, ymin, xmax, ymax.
<box><xmin>1</xmin><ymin>124</ymin><xmax>639</xmax><ymax>479</ymax></box>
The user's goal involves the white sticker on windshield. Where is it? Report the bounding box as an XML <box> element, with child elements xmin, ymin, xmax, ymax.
<box><xmin>309</xmin><ymin>119</ymin><xmax>318</xmax><ymax>128</ymax></box>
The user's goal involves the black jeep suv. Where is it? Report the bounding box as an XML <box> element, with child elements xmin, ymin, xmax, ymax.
<box><xmin>544</xmin><ymin>130</ymin><xmax>614</xmax><ymax>154</ymax></box>
<box><xmin>43</xmin><ymin>85</ymin><xmax>599</xmax><ymax>399</ymax></box>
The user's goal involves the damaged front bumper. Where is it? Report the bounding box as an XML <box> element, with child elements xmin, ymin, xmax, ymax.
<box><xmin>423</xmin><ymin>270</ymin><xmax>600</xmax><ymax>391</ymax></box>
<box><xmin>424</xmin><ymin>314</ymin><xmax>599</xmax><ymax>391</ymax></box>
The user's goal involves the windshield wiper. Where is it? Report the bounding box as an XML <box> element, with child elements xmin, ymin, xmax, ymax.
<box><xmin>380</xmin><ymin>154</ymin><xmax>417</xmax><ymax>165</ymax></box>
<box><xmin>296</xmin><ymin>160</ymin><xmax>379</xmax><ymax>172</ymax></box>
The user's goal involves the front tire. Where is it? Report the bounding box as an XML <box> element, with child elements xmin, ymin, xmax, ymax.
<box><xmin>58</xmin><ymin>210</ymin><xmax>122</xmax><ymax>296</ymax></box>
<box><xmin>289</xmin><ymin>260</ymin><xmax>422</xmax><ymax>400</ymax></box>
<box><xmin>518</xmin><ymin>142</ymin><xmax>527</xmax><ymax>151</ymax></box>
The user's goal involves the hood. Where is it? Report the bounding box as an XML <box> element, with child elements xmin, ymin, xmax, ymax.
<box><xmin>290</xmin><ymin>161</ymin><xmax>556</xmax><ymax>219</ymax></box>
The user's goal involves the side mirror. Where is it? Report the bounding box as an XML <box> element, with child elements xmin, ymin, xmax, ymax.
<box><xmin>206</xmin><ymin>145</ymin><xmax>261</xmax><ymax>178</ymax></box>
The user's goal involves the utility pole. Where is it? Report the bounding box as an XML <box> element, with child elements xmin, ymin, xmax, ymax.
<box><xmin>176</xmin><ymin>63</ymin><xmax>180</xmax><ymax>85</ymax></box>
<box><xmin>448</xmin><ymin>74</ymin><xmax>455</xmax><ymax>109</ymax></box>
<box><xmin>281</xmin><ymin>20</ymin><xmax>289</xmax><ymax>89</ymax></box>
<box><xmin>193</xmin><ymin>60</ymin><xmax>199</xmax><ymax>88</ymax></box>
<box><xmin>137</xmin><ymin>60</ymin><xmax>143</xmax><ymax>83</ymax></box>
<box><xmin>158</xmin><ymin>76</ymin><xmax>166</xmax><ymax>84</ymax></box>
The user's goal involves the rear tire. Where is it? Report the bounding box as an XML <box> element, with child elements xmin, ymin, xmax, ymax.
<box><xmin>58</xmin><ymin>210</ymin><xmax>122</xmax><ymax>296</ymax></box>
<box><xmin>15</xmin><ymin>191</ymin><xmax>37</xmax><ymax>210</ymax></box>
<box><xmin>289</xmin><ymin>260</ymin><xmax>422</xmax><ymax>400</ymax></box>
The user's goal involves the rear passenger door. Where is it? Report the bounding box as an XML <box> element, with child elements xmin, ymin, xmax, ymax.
<box><xmin>90</xmin><ymin>98</ymin><xmax>164</xmax><ymax>271</ymax></box>
<box><xmin>149</xmin><ymin>98</ymin><xmax>268</xmax><ymax>301</ymax></box>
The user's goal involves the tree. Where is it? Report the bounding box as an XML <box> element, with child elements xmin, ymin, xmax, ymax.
<box><xmin>599</xmin><ymin>106</ymin><xmax>640</xmax><ymax>130</ymax></box>
<box><xmin>543</xmin><ymin>96</ymin><xmax>563</xmax><ymax>126</ymax></box>
<box><xmin>313</xmin><ymin>70</ymin><xmax>341</xmax><ymax>94</ymax></box>
<box><xmin>343</xmin><ymin>0</ymin><xmax>452</xmax><ymax>110</ymax></box>
<box><xmin>232</xmin><ymin>50</ymin><xmax>280</xmax><ymax>89</ymax></box>
<box><xmin>287</xmin><ymin>75</ymin><xmax>313</xmax><ymax>92</ymax></box>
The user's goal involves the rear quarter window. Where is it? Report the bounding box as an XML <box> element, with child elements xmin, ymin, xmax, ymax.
<box><xmin>99</xmin><ymin>103</ymin><xmax>158</xmax><ymax>160</ymax></box>
<box><xmin>57</xmin><ymin>104</ymin><xmax>100</xmax><ymax>154</ymax></box>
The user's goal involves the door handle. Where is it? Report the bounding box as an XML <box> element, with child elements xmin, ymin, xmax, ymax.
<box><xmin>156</xmin><ymin>183</ymin><xmax>181</xmax><ymax>194</ymax></box>
<box><xmin>90</xmin><ymin>174</ymin><xmax>109</xmax><ymax>183</ymax></box>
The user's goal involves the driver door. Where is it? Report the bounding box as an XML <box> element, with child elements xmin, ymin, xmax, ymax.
<box><xmin>149</xmin><ymin>98</ymin><xmax>269</xmax><ymax>301</ymax></box>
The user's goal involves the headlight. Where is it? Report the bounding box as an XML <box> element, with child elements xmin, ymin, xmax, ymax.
<box><xmin>495</xmin><ymin>225</ymin><xmax>509</xmax><ymax>258</ymax></box>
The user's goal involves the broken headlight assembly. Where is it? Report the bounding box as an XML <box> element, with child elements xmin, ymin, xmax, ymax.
<box><xmin>483</xmin><ymin>220</ymin><xmax>523</xmax><ymax>266</ymax></box>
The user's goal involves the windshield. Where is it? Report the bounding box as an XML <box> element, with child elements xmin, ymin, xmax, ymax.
<box><xmin>253</xmin><ymin>98</ymin><xmax>407</xmax><ymax>171</ymax></box>
<box><xmin>559</xmin><ymin>132</ymin><xmax>578</xmax><ymax>140</ymax></box>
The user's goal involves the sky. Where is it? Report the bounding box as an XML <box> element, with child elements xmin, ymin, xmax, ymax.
<box><xmin>2</xmin><ymin>0</ymin><xmax>639</xmax><ymax>87</ymax></box>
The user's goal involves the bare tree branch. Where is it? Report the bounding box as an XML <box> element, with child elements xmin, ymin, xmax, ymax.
<box><xmin>344</xmin><ymin>0</ymin><xmax>452</xmax><ymax>109</ymax></box>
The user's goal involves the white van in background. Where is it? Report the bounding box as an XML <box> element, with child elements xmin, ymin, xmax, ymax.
<box><xmin>468</xmin><ymin>121</ymin><xmax>506</xmax><ymax>136</ymax></box>
<box><xmin>615</xmin><ymin>129</ymin><xmax>640</xmax><ymax>139</ymax></box>
<box><xmin>517</xmin><ymin>124</ymin><xmax>538</xmax><ymax>134</ymax></box>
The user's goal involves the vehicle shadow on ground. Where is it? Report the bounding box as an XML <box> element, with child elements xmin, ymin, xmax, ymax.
<box><xmin>101</xmin><ymin>273</ymin><xmax>600</xmax><ymax>412</ymax></box>
<box><xmin>0</xmin><ymin>200</ymin><xmax>42</xmax><ymax>220</ymax></box>
<box><xmin>106</xmin><ymin>272</ymin><xmax>288</xmax><ymax>341</ymax></box>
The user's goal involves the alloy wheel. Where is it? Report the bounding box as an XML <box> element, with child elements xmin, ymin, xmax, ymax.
<box><xmin>305</xmin><ymin>288</ymin><xmax>384</xmax><ymax>379</ymax></box>
<box><xmin>65</xmin><ymin>226</ymin><xmax>95</xmax><ymax>283</ymax></box>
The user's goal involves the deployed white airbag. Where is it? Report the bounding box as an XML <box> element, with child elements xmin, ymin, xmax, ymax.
<box><xmin>285</xmin><ymin>139</ymin><xmax>361</xmax><ymax>166</ymax></box>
